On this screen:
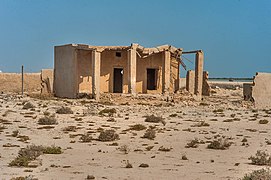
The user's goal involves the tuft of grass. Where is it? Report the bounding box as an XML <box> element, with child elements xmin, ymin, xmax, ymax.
<box><xmin>249</xmin><ymin>150</ymin><xmax>271</xmax><ymax>166</ymax></box>
<box><xmin>259</xmin><ymin>120</ymin><xmax>269</xmax><ymax>124</ymax></box>
<box><xmin>182</xmin><ymin>155</ymin><xmax>188</xmax><ymax>160</ymax></box>
<box><xmin>22</xmin><ymin>102</ymin><xmax>35</xmax><ymax>110</ymax></box>
<box><xmin>144</xmin><ymin>115</ymin><xmax>166</xmax><ymax>125</ymax></box>
<box><xmin>125</xmin><ymin>161</ymin><xmax>133</xmax><ymax>168</ymax></box>
<box><xmin>207</xmin><ymin>138</ymin><xmax>232</xmax><ymax>150</ymax></box>
<box><xmin>38</xmin><ymin>115</ymin><xmax>57</xmax><ymax>125</ymax></box>
<box><xmin>128</xmin><ymin>124</ymin><xmax>146</xmax><ymax>131</ymax></box>
<box><xmin>241</xmin><ymin>168</ymin><xmax>271</xmax><ymax>180</ymax></box>
<box><xmin>98</xmin><ymin>108</ymin><xmax>116</xmax><ymax>116</ymax></box>
<box><xmin>56</xmin><ymin>106</ymin><xmax>73</xmax><ymax>114</ymax></box>
<box><xmin>142</xmin><ymin>128</ymin><xmax>156</xmax><ymax>140</ymax></box>
<box><xmin>169</xmin><ymin>113</ymin><xmax>178</xmax><ymax>117</ymax></box>
<box><xmin>98</xmin><ymin>129</ymin><xmax>119</xmax><ymax>142</ymax></box>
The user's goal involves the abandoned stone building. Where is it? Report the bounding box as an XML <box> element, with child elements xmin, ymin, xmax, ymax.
<box><xmin>53</xmin><ymin>43</ymin><xmax>204</xmax><ymax>100</ymax></box>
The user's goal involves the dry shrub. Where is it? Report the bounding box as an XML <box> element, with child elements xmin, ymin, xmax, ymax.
<box><xmin>56</xmin><ymin>106</ymin><xmax>73</xmax><ymax>114</ymax></box>
<box><xmin>142</xmin><ymin>128</ymin><xmax>156</xmax><ymax>140</ymax></box>
<box><xmin>241</xmin><ymin>168</ymin><xmax>271</xmax><ymax>180</ymax></box>
<box><xmin>38</xmin><ymin>115</ymin><xmax>57</xmax><ymax>125</ymax></box>
<box><xmin>259</xmin><ymin>120</ymin><xmax>269</xmax><ymax>124</ymax></box>
<box><xmin>98</xmin><ymin>108</ymin><xmax>116</xmax><ymax>116</ymax></box>
<box><xmin>80</xmin><ymin>134</ymin><xmax>92</xmax><ymax>143</ymax></box>
<box><xmin>129</xmin><ymin>124</ymin><xmax>146</xmax><ymax>131</ymax></box>
<box><xmin>22</xmin><ymin>102</ymin><xmax>35</xmax><ymax>110</ymax></box>
<box><xmin>62</xmin><ymin>126</ymin><xmax>77</xmax><ymax>132</ymax></box>
<box><xmin>207</xmin><ymin>138</ymin><xmax>232</xmax><ymax>150</ymax></box>
<box><xmin>249</xmin><ymin>150</ymin><xmax>271</xmax><ymax>166</ymax></box>
<box><xmin>144</xmin><ymin>115</ymin><xmax>166</xmax><ymax>125</ymax></box>
<box><xmin>9</xmin><ymin>145</ymin><xmax>62</xmax><ymax>167</ymax></box>
<box><xmin>98</xmin><ymin>129</ymin><xmax>119</xmax><ymax>142</ymax></box>
<box><xmin>185</xmin><ymin>138</ymin><xmax>204</xmax><ymax>148</ymax></box>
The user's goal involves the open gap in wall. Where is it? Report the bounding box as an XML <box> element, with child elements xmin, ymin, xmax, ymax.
<box><xmin>113</xmin><ymin>68</ymin><xmax>123</xmax><ymax>93</ymax></box>
<box><xmin>147</xmin><ymin>68</ymin><xmax>157</xmax><ymax>90</ymax></box>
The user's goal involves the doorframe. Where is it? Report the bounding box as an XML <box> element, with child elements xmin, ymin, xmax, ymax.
<box><xmin>113</xmin><ymin>67</ymin><xmax>124</xmax><ymax>93</ymax></box>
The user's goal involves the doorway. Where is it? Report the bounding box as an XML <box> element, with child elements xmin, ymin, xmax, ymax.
<box><xmin>113</xmin><ymin>68</ymin><xmax>123</xmax><ymax>93</ymax></box>
<box><xmin>147</xmin><ymin>68</ymin><xmax>157</xmax><ymax>90</ymax></box>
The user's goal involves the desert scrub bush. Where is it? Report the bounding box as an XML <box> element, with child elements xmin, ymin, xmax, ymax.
<box><xmin>62</xmin><ymin>126</ymin><xmax>77</xmax><ymax>132</ymax></box>
<box><xmin>98</xmin><ymin>108</ymin><xmax>116</xmax><ymax>116</ymax></box>
<box><xmin>118</xmin><ymin>145</ymin><xmax>130</xmax><ymax>154</ymax></box>
<box><xmin>158</xmin><ymin>146</ymin><xmax>172</xmax><ymax>152</ymax></box>
<box><xmin>142</xmin><ymin>128</ymin><xmax>156</xmax><ymax>140</ymax></box>
<box><xmin>259</xmin><ymin>119</ymin><xmax>269</xmax><ymax>124</ymax></box>
<box><xmin>42</xmin><ymin>146</ymin><xmax>62</xmax><ymax>154</ymax></box>
<box><xmin>38</xmin><ymin>115</ymin><xmax>57</xmax><ymax>125</ymax></box>
<box><xmin>185</xmin><ymin>138</ymin><xmax>204</xmax><ymax>148</ymax></box>
<box><xmin>80</xmin><ymin>134</ymin><xmax>92</xmax><ymax>143</ymax></box>
<box><xmin>9</xmin><ymin>145</ymin><xmax>62</xmax><ymax>167</ymax></box>
<box><xmin>191</xmin><ymin>121</ymin><xmax>210</xmax><ymax>127</ymax></box>
<box><xmin>207</xmin><ymin>138</ymin><xmax>232</xmax><ymax>150</ymax></box>
<box><xmin>22</xmin><ymin>102</ymin><xmax>35</xmax><ymax>110</ymax></box>
<box><xmin>98</xmin><ymin>129</ymin><xmax>119</xmax><ymax>142</ymax></box>
<box><xmin>213</xmin><ymin>109</ymin><xmax>224</xmax><ymax>113</ymax></box>
<box><xmin>11</xmin><ymin>130</ymin><xmax>19</xmax><ymax>137</ymax></box>
<box><xmin>169</xmin><ymin>113</ymin><xmax>178</xmax><ymax>117</ymax></box>
<box><xmin>144</xmin><ymin>115</ymin><xmax>166</xmax><ymax>125</ymax></box>
<box><xmin>241</xmin><ymin>168</ymin><xmax>271</xmax><ymax>180</ymax></box>
<box><xmin>249</xmin><ymin>150</ymin><xmax>271</xmax><ymax>166</ymax></box>
<box><xmin>56</xmin><ymin>106</ymin><xmax>73</xmax><ymax>114</ymax></box>
<box><xmin>128</xmin><ymin>124</ymin><xmax>146</xmax><ymax>131</ymax></box>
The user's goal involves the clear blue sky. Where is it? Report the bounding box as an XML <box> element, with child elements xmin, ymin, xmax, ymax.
<box><xmin>0</xmin><ymin>0</ymin><xmax>270</xmax><ymax>77</ymax></box>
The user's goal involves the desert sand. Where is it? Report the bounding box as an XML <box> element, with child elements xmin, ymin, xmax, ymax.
<box><xmin>0</xmin><ymin>87</ymin><xmax>270</xmax><ymax>180</ymax></box>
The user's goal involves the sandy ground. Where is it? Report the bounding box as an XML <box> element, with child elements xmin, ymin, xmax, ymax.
<box><xmin>0</xmin><ymin>88</ymin><xmax>270</xmax><ymax>180</ymax></box>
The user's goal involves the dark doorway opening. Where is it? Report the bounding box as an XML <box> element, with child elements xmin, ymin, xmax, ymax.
<box><xmin>113</xmin><ymin>68</ymin><xmax>123</xmax><ymax>93</ymax></box>
<box><xmin>147</xmin><ymin>68</ymin><xmax>157</xmax><ymax>90</ymax></box>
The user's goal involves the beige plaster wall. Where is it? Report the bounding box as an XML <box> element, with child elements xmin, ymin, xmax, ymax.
<box><xmin>100</xmin><ymin>50</ymin><xmax>129</xmax><ymax>93</ymax></box>
<box><xmin>54</xmin><ymin>45</ymin><xmax>77</xmax><ymax>98</ymax></box>
<box><xmin>252</xmin><ymin>72</ymin><xmax>271</xmax><ymax>109</ymax></box>
<box><xmin>0</xmin><ymin>73</ymin><xmax>40</xmax><ymax>93</ymax></box>
<box><xmin>76</xmin><ymin>50</ymin><xmax>92</xmax><ymax>94</ymax></box>
<box><xmin>170</xmin><ymin>57</ymin><xmax>179</xmax><ymax>92</ymax></box>
<box><xmin>136</xmin><ymin>53</ymin><xmax>163</xmax><ymax>94</ymax></box>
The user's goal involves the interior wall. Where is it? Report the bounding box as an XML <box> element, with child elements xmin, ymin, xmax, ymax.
<box><xmin>100</xmin><ymin>49</ymin><xmax>128</xmax><ymax>93</ymax></box>
<box><xmin>77</xmin><ymin>50</ymin><xmax>92</xmax><ymax>94</ymax></box>
<box><xmin>136</xmin><ymin>53</ymin><xmax>163</xmax><ymax>93</ymax></box>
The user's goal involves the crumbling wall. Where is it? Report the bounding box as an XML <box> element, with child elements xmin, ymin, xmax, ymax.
<box><xmin>202</xmin><ymin>71</ymin><xmax>210</xmax><ymax>96</ymax></box>
<box><xmin>186</xmin><ymin>70</ymin><xmax>195</xmax><ymax>94</ymax></box>
<box><xmin>41</xmin><ymin>69</ymin><xmax>54</xmax><ymax>94</ymax></box>
<box><xmin>77</xmin><ymin>49</ymin><xmax>92</xmax><ymax>94</ymax></box>
<box><xmin>0</xmin><ymin>73</ymin><xmax>40</xmax><ymax>93</ymax></box>
<box><xmin>243</xmin><ymin>83</ymin><xmax>253</xmax><ymax>101</ymax></box>
<box><xmin>170</xmin><ymin>57</ymin><xmax>180</xmax><ymax>92</ymax></box>
<box><xmin>252</xmin><ymin>72</ymin><xmax>271</xmax><ymax>109</ymax></box>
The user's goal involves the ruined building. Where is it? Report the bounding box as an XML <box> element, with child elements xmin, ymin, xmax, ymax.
<box><xmin>53</xmin><ymin>43</ymin><xmax>204</xmax><ymax>100</ymax></box>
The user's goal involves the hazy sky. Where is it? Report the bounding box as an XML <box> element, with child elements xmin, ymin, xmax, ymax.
<box><xmin>0</xmin><ymin>0</ymin><xmax>270</xmax><ymax>77</ymax></box>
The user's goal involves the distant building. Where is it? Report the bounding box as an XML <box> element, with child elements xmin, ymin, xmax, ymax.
<box><xmin>53</xmin><ymin>43</ymin><xmax>204</xmax><ymax>100</ymax></box>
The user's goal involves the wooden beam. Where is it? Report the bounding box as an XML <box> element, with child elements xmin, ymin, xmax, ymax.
<box><xmin>182</xmin><ymin>50</ymin><xmax>202</xmax><ymax>54</ymax></box>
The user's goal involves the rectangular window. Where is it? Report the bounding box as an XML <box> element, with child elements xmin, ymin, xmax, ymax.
<box><xmin>116</xmin><ymin>52</ymin><xmax>121</xmax><ymax>57</ymax></box>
